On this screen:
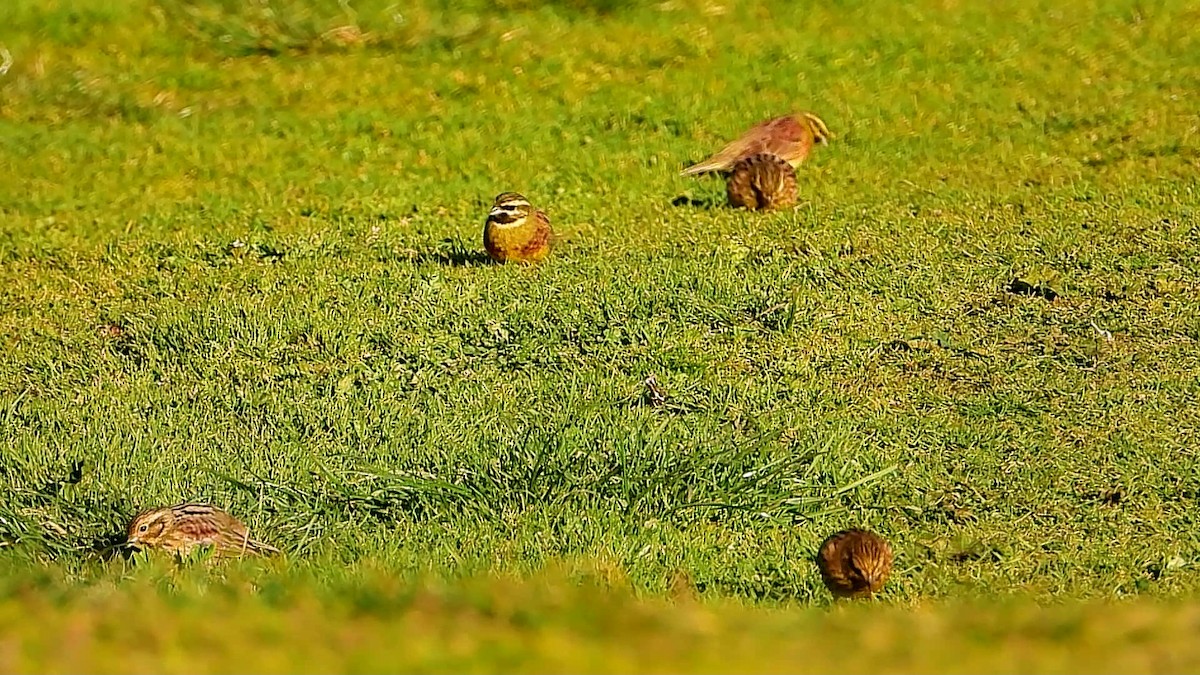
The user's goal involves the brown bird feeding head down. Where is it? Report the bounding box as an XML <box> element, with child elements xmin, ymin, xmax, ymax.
<box><xmin>681</xmin><ymin>112</ymin><xmax>831</xmax><ymax>177</ymax></box>
<box><xmin>726</xmin><ymin>152</ymin><xmax>798</xmax><ymax>210</ymax></box>
<box><xmin>126</xmin><ymin>503</ymin><xmax>279</xmax><ymax>558</ymax></box>
<box><xmin>816</xmin><ymin>528</ymin><xmax>893</xmax><ymax>599</ymax></box>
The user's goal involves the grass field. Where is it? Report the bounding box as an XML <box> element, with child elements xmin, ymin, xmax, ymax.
<box><xmin>2</xmin><ymin>0</ymin><xmax>1199</xmax><ymax>670</ymax></box>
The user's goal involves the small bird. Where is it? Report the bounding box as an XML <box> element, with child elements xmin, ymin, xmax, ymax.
<box><xmin>725</xmin><ymin>152</ymin><xmax>798</xmax><ymax>210</ymax></box>
<box><xmin>483</xmin><ymin>191</ymin><xmax>553</xmax><ymax>264</ymax></box>
<box><xmin>125</xmin><ymin>503</ymin><xmax>279</xmax><ymax>558</ymax></box>
<box><xmin>680</xmin><ymin>112</ymin><xmax>831</xmax><ymax>177</ymax></box>
<box><xmin>816</xmin><ymin>528</ymin><xmax>893</xmax><ymax>599</ymax></box>
<box><xmin>642</xmin><ymin>374</ymin><xmax>668</xmax><ymax>407</ymax></box>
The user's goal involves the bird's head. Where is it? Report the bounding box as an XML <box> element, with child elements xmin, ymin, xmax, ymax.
<box><xmin>848</xmin><ymin>533</ymin><xmax>892</xmax><ymax>592</ymax></box>
<box><xmin>488</xmin><ymin>192</ymin><xmax>532</xmax><ymax>227</ymax></box>
<box><xmin>801</xmin><ymin>112</ymin><xmax>832</xmax><ymax>145</ymax></box>
<box><xmin>126</xmin><ymin>507</ymin><xmax>175</xmax><ymax>549</ymax></box>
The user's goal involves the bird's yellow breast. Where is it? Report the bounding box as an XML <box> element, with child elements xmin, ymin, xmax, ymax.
<box><xmin>484</xmin><ymin>213</ymin><xmax>552</xmax><ymax>263</ymax></box>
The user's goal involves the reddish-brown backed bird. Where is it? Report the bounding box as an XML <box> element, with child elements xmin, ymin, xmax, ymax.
<box><xmin>126</xmin><ymin>503</ymin><xmax>280</xmax><ymax>558</ymax></box>
<box><xmin>726</xmin><ymin>152</ymin><xmax>798</xmax><ymax>210</ymax></box>
<box><xmin>816</xmin><ymin>528</ymin><xmax>893</xmax><ymax>599</ymax></box>
<box><xmin>681</xmin><ymin>112</ymin><xmax>831</xmax><ymax>177</ymax></box>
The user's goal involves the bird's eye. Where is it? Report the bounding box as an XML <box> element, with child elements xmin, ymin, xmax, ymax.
<box><xmin>138</xmin><ymin>524</ymin><xmax>149</xmax><ymax>533</ymax></box>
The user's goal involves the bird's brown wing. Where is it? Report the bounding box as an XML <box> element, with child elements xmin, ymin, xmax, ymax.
<box><xmin>525</xmin><ymin>210</ymin><xmax>554</xmax><ymax>253</ymax></box>
<box><xmin>174</xmin><ymin>512</ymin><xmax>228</xmax><ymax>544</ymax></box>
<box><xmin>681</xmin><ymin>115</ymin><xmax>804</xmax><ymax>176</ymax></box>
<box><xmin>756</xmin><ymin>116</ymin><xmax>810</xmax><ymax>165</ymax></box>
<box><xmin>212</xmin><ymin>515</ymin><xmax>280</xmax><ymax>556</ymax></box>
<box><xmin>173</xmin><ymin>509</ymin><xmax>279</xmax><ymax>556</ymax></box>
<box><xmin>215</xmin><ymin>525</ymin><xmax>281</xmax><ymax>556</ymax></box>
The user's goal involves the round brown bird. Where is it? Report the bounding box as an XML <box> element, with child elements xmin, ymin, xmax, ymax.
<box><xmin>726</xmin><ymin>152</ymin><xmax>798</xmax><ymax>210</ymax></box>
<box><xmin>483</xmin><ymin>191</ymin><xmax>553</xmax><ymax>264</ymax></box>
<box><xmin>680</xmin><ymin>112</ymin><xmax>831</xmax><ymax>177</ymax></box>
<box><xmin>816</xmin><ymin>528</ymin><xmax>893</xmax><ymax>599</ymax></box>
<box><xmin>126</xmin><ymin>503</ymin><xmax>280</xmax><ymax>558</ymax></box>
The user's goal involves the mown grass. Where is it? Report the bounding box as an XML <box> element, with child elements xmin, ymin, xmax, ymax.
<box><xmin>1</xmin><ymin>0</ymin><xmax>1199</xmax><ymax>669</ymax></box>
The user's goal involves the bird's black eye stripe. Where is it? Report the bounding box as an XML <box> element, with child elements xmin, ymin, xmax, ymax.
<box><xmin>490</xmin><ymin>212</ymin><xmax>523</xmax><ymax>224</ymax></box>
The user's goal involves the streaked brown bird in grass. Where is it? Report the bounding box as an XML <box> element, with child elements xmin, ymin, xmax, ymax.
<box><xmin>726</xmin><ymin>152</ymin><xmax>798</xmax><ymax>210</ymax></box>
<box><xmin>816</xmin><ymin>528</ymin><xmax>893</xmax><ymax>599</ymax></box>
<box><xmin>680</xmin><ymin>112</ymin><xmax>831</xmax><ymax>177</ymax></box>
<box><xmin>483</xmin><ymin>191</ymin><xmax>553</xmax><ymax>264</ymax></box>
<box><xmin>126</xmin><ymin>503</ymin><xmax>279</xmax><ymax>558</ymax></box>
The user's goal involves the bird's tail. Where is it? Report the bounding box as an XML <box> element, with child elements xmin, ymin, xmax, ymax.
<box><xmin>248</xmin><ymin>538</ymin><xmax>281</xmax><ymax>556</ymax></box>
<box><xmin>679</xmin><ymin>160</ymin><xmax>725</xmax><ymax>177</ymax></box>
<box><xmin>232</xmin><ymin>532</ymin><xmax>281</xmax><ymax>556</ymax></box>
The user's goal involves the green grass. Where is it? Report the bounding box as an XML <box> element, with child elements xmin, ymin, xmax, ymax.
<box><xmin>2</xmin><ymin>0</ymin><xmax>1200</xmax><ymax>670</ymax></box>
<box><xmin>5</xmin><ymin>564</ymin><xmax>1200</xmax><ymax>674</ymax></box>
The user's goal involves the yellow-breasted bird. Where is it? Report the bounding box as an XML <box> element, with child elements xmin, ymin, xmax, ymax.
<box><xmin>126</xmin><ymin>503</ymin><xmax>279</xmax><ymax>558</ymax></box>
<box><xmin>726</xmin><ymin>152</ymin><xmax>798</xmax><ymax>210</ymax></box>
<box><xmin>483</xmin><ymin>192</ymin><xmax>553</xmax><ymax>264</ymax></box>
<box><xmin>680</xmin><ymin>112</ymin><xmax>831</xmax><ymax>177</ymax></box>
<box><xmin>816</xmin><ymin>528</ymin><xmax>893</xmax><ymax>599</ymax></box>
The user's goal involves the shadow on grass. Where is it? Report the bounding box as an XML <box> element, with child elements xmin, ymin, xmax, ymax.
<box><xmin>409</xmin><ymin>237</ymin><xmax>496</xmax><ymax>267</ymax></box>
<box><xmin>671</xmin><ymin>195</ymin><xmax>721</xmax><ymax>210</ymax></box>
<box><xmin>88</xmin><ymin>533</ymin><xmax>135</xmax><ymax>562</ymax></box>
<box><xmin>412</xmin><ymin>249</ymin><xmax>495</xmax><ymax>267</ymax></box>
